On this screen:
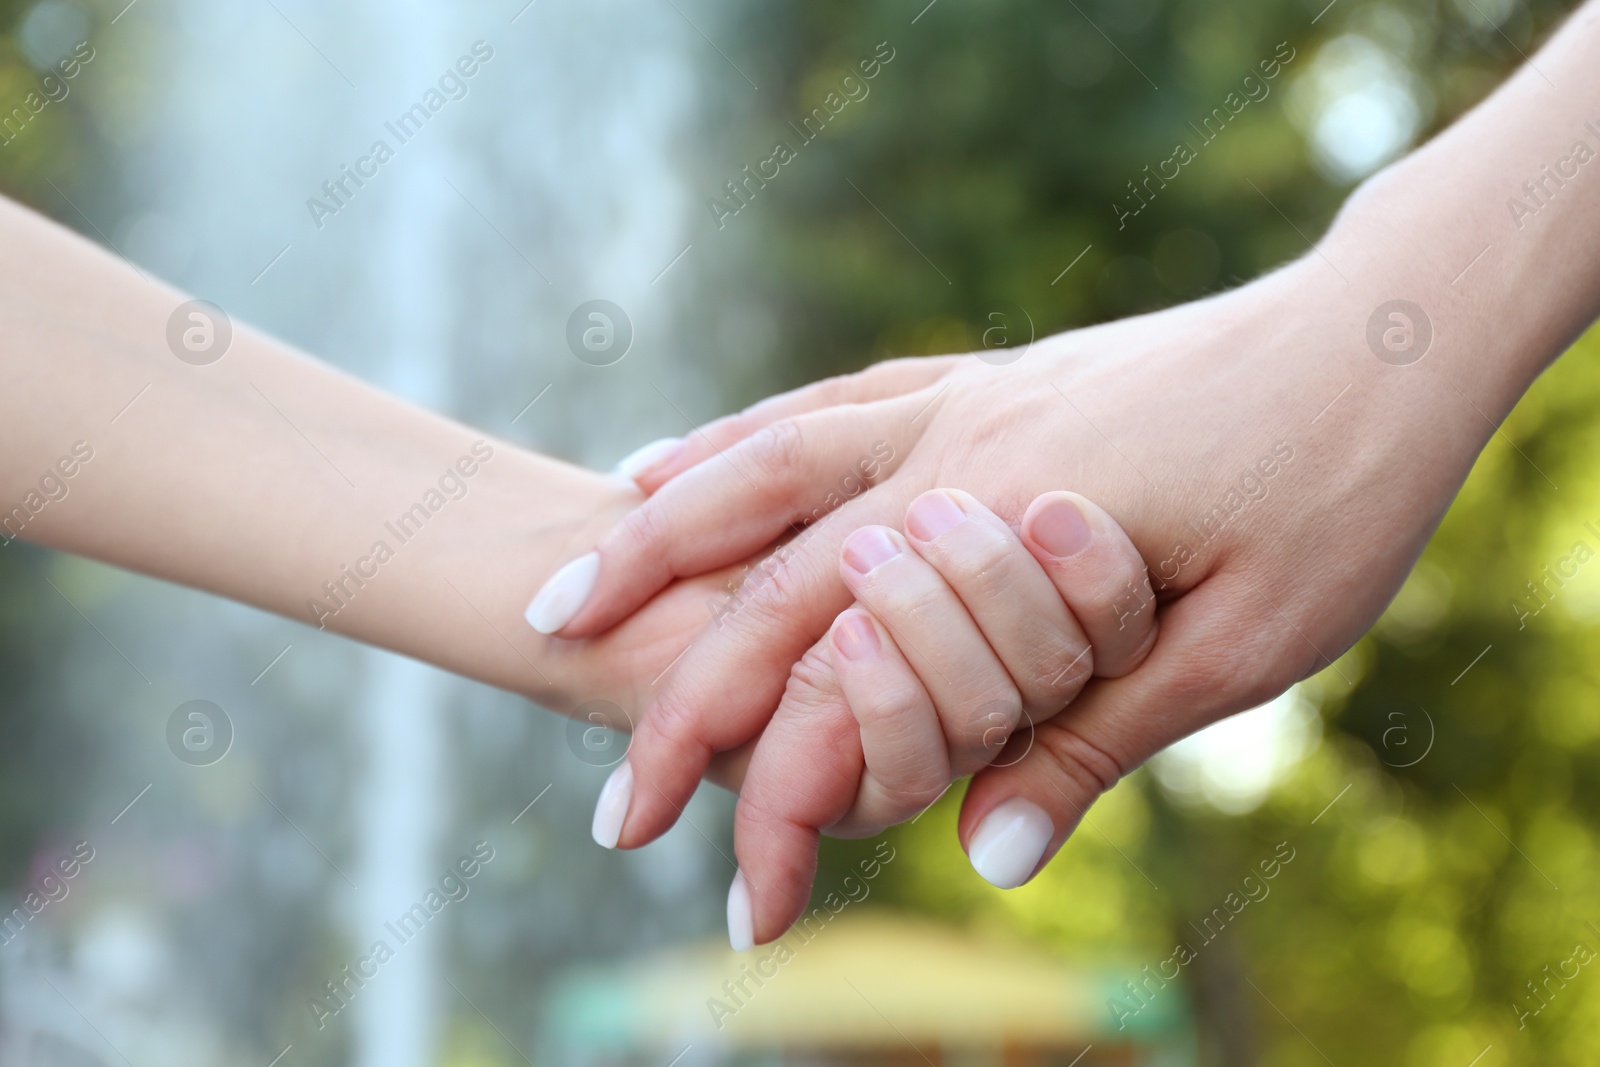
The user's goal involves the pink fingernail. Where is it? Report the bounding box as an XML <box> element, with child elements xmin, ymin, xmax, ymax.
<box><xmin>842</xmin><ymin>528</ymin><xmax>900</xmax><ymax>575</ymax></box>
<box><xmin>832</xmin><ymin>613</ymin><xmax>881</xmax><ymax>661</ymax></box>
<box><xmin>906</xmin><ymin>490</ymin><xmax>967</xmax><ymax>542</ymax></box>
<box><xmin>1031</xmin><ymin>498</ymin><xmax>1092</xmax><ymax>558</ymax></box>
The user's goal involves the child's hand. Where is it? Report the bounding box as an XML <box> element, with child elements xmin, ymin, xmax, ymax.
<box><xmin>722</xmin><ymin>488</ymin><xmax>1156</xmax><ymax>947</ymax></box>
<box><xmin>572</xmin><ymin>482</ymin><xmax>1154</xmax><ymax>947</ymax></box>
<box><xmin>815</xmin><ymin>488</ymin><xmax>1154</xmax><ymax>836</ymax></box>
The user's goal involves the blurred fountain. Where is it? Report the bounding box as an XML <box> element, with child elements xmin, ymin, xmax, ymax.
<box><xmin>5</xmin><ymin>0</ymin><xmax>728</xmax><ymax>1062</ymax></box>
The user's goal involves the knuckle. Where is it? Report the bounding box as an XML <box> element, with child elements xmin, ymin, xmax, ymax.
<box><xmin>1037</xmin><ymin>641</ymin><xmax>1094</xmax><ymax>702</ymax></box>
<box><xmin>869</xmin><ymin>576</ymin><xmax>946</xmax><ymax>627</ymax></box>
<box><xmin>745</xmin><ymin>418</ymin><xmax>809</xmax><ymax>487</ymax></box>
<box><xmin>616</xmin><ymin>497</ymin><xmax>668</xmax><ymax>557</ymax></box>
<box><xmin>953</xmin><ymin>692</ymin><xmax>1022</xmax><ymax>767</ymax></box>
<box><xmin>741</xmin><ymin>541</ymin><xmax>820</xmax><ymax>621</ymax></box>
<box><xmin>784</xmin><ymin>644</ymin><xmax>842</xmax><ymax>704</ymax></box>
<box><xmin>638</xmin><ymin>689</ymin><xmax>714</xmax><ymax>765</ymax></box>
<box><xmin>1107</xmin><ymin>574</ymin><xmax>1159</xmax><ymax>639</ymax></box>
<box><xmin>1072</xmin><ymin>575</ymin><xmax>1143</xmax><ymax>634</ymax></box>
<box><xmin>945</xmin><ymin>533</ymin><xmax>1020</xmax><ymax>606</ymax></box>
<box><xmin>1034</xmin><ymin>724</ymin><xmax>1125</xmax><ymax>799</ymax></box>
<box><xmin>1165</xmin><ymin>605</ymin><xmax>1289</xmax><ymax>713</ymax></box>
<box><xmin>1051</xmin><ymin>548</ymin><xmax>1156</xmax><ymax>640</ymax></box>
<box><xmin>863</xmin><ymin>682</ymin><xmax>930</xmax><ymax>730</ymax></box>
<box><xmin>873</xmin><ymin>776</ymin><xmax>950</xmax><ymax>819</ymax></box>
<box><xmin>734</xmin><ymin>787</ymin><xmax>792</xmax><ymax>842</ymax></box>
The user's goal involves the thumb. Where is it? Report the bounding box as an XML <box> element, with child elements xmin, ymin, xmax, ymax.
<box><xmin>957</xmin><ymin>573</ymin><xmax>1289</xmax><ymax>889</ymax></box>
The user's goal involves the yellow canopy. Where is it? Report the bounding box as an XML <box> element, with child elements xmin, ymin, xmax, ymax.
<box><xmin>545</xmin><ymin>911</ymin><xmax>1190</xmax><ymax>1056</ymax></box>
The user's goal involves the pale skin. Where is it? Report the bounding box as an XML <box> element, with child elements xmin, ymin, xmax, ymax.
<box><xmin>543</xmin><ymin>0</ymin><xmax>1600</xmax><ymax>944</ymax></box>
<box><xmin>11</xmin><ymin>0</ymin><xmax>1600</xmax><ymax>952</ymax></box>
<box><xmin>0</xmin><ymin>192</ymin><xmax>1148</xmax><ymax>893</ymax></box>
<box><xmin>0</xmin><ymin>192</ymin><xmax>694</xmax><ymax>724</ymax></box>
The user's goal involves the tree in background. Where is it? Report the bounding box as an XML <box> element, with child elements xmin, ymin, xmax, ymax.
<box><xmin>702</xmin><ymin>1</ymin><xmax>1600</xmax><ymax>1063</ymax></box>
<box><xmin>0</xmin><ymin>0</ymin><xmax>106</xmax><ymax>893</ymax></box>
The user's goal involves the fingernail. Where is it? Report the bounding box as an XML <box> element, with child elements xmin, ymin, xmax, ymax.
<box><xmin>841</xmin><ymin>528</ymin><xmax>901</xmax><ymax>575</ymax></box>
<box><xmin>727</xmin><ymin>870</ymin><xmax>754</xmax><ymax>951</ymax></box>
<box><xmin>967</xmin><ymin>798</ymin><xmax>1053</xmax><ymax>889</ymax></box>
<box><xmin>590</xmin><ymin>760</ymin><xmax>633</xmax><ymax>849</ymax></box>
<box><xmin>1031</xmin><ymin>497</ymin><xmax>1092</xmax><ymax>557</ymax></box>
<box><xmin>832</xmin><ymin>612</ymin><xmax>881</xmax><ymax>661</ymax></box>
<box><xmin>905</xmin><ymin>490</ymin><xmax>967</xmax><ymax>542</ymax></box>
<box><xmin>614</xmin><ymin>437</ymin><xmax>685</xmax><ymax>482</ymax></box>
<box><xmin>525</xmin><ymin>551</ymin><xmax>600</xmax><ymax>634</ymax></box>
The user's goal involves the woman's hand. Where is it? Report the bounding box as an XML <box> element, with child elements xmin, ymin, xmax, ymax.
<box><xmin>539</xmin><ymin>483</ymin><xmax>1156</xmax><ymax>946</ymax></box>
<box><xmin>557</xmin><ymin>10</ymin><xmax>1600</xmax><ymax>920</ymax></box>
<box><xmin>717</xmin><ymin>489</ymin><xmax>1156</xmax><ymax>946</ymax></box>
<box><xmin>526</xmin><ymin>235</ymin><xmax>1543</xmax><ymax>942</ymax></box>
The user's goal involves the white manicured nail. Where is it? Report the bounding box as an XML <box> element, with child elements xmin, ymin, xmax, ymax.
<box><xmin>967</xmin><ymin>798</ymin><xmax>1053</xmax><ymax>889</ymax></box>
<box><xmin>727</xmin><ymin>870</ymin><xmax>754</xmax><ymax>951</ymax></box>
<box><xmin>590</xmin><ymin>760</ymin><xmax>633</xmax><ymax>849</ymax></box>
<box><xmin>613</xmin><ymin>437</ymin><xmax>684</xmax><ymax>481</ymax></box>
<box><xmin>525</xmin><ymin>552</ymin><xmax>600</xmax><ymax>634</ymax></box>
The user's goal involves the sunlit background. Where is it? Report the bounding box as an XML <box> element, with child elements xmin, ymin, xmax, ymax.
<box><xmin>1</xmin><ymin>0</ymin><xmax>1596</xmax><ymax>1064</ymax></box>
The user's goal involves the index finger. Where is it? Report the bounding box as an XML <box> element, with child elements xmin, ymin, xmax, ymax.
<box><xmin>625</xmin><ymin>356</ymin><xmax>960</xmax><ymax>492</ymax></box>
<box><xmin>608</xmin><ymin>485</ymin><xmax>913</xmax><ymax>849</ymax></box>
<box><xmin>524</xmin><ymin>399</ymin><xmax>920</xmax><ymax>639</ymax></box>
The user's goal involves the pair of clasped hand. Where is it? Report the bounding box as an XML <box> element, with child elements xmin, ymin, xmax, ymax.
<box><xmin>523</xmin><ymin>360</ymin><xmax>1158</xmax><ymax>951</ymax></box>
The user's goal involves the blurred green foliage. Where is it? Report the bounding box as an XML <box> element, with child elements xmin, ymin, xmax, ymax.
<box><xmin>707</xmin><ymin>0</ymin><xmax>1571</xmax><ymax>386</ymax></box>
<box><xmin>3</xmin><ymin>0</ymin><xmax>1598</xmax><ymax>1061</ymax></box>
<box><xmin>706</xmin><ymin>1</ymin><xmax>1600</xmax><ymax>1064</ymax></box>
<box><xmin>0</xmin><ymin>0</ymin><xmax>101</xmax><ymax>889</ymax></box>
<box><xmin>0</xmin><ymin>0</ymin><xmax>95</xmax><ymax>205</ymax></box>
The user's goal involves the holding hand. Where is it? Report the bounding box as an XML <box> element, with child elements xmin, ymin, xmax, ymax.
<box><xmin>533</xmin><ymin>481</ymin><xmax>1155</xmax><ymax>946</ymax></box>
<box><xmin>722</xmin><ymin>488</ymin><xmax>1155</xmax><ymax>948</ymax></box>
<box><xmin>525</xmin><ymin>258</ymin><xmax>1475</xmax><ymax>945</ymax></box>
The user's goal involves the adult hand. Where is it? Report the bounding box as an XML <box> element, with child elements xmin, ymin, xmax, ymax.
<box><xmin>532</xmin><ymin>253</ymin><xmax>1519</xmax><ymax>941</ymax></box>
<box><xmin>533</xmin><ymin>0</ymin><xmax>1600</xmax><ymax>939</ymax></box>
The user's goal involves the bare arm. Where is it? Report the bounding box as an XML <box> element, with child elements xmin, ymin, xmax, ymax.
<box><xmin>528</xmin><ymin>0</ymin><xmax>1600</xmax><ymax>941</ymax></box>
<box><xmin>0</xmin><ymin>193</ymin><xmax>665</xmax><ymax>712</ymax></box>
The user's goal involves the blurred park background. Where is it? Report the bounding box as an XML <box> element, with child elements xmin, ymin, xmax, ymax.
<box><xmin>1</xmin><ymin>0</ymin><xmax>1597</xmax><ymax>1064</ymax></box>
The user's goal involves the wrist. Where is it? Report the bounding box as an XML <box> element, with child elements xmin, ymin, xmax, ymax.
<box><xmin>432</xmin><ymin>453</ymin><xmax>641</xmax><ymax>708</ymax></box>
<box><xmin>1316</xmin><ymin>3</ymin><xmax>1600</xmax><ymax>416</ymax></box>
<box><xmin>1318</xmin><ymin>169</ymin><xmax>1560</xmax><ymax>423</ymax></box>
<box><xmin>308</xmin><ymin>429</ymin><xmax>641</xmax><ymax>710</ymax></box>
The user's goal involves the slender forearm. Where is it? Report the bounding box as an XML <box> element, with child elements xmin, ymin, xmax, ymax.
<box><xmin>0</xmin><ymin>195</ymin><xmax>630</xmax><ymax>705</ymax></box>
<box><xmin>1323</xmin><ymin>0</ymin><xmax>1600</xmax><ymax>412</ymax></box>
